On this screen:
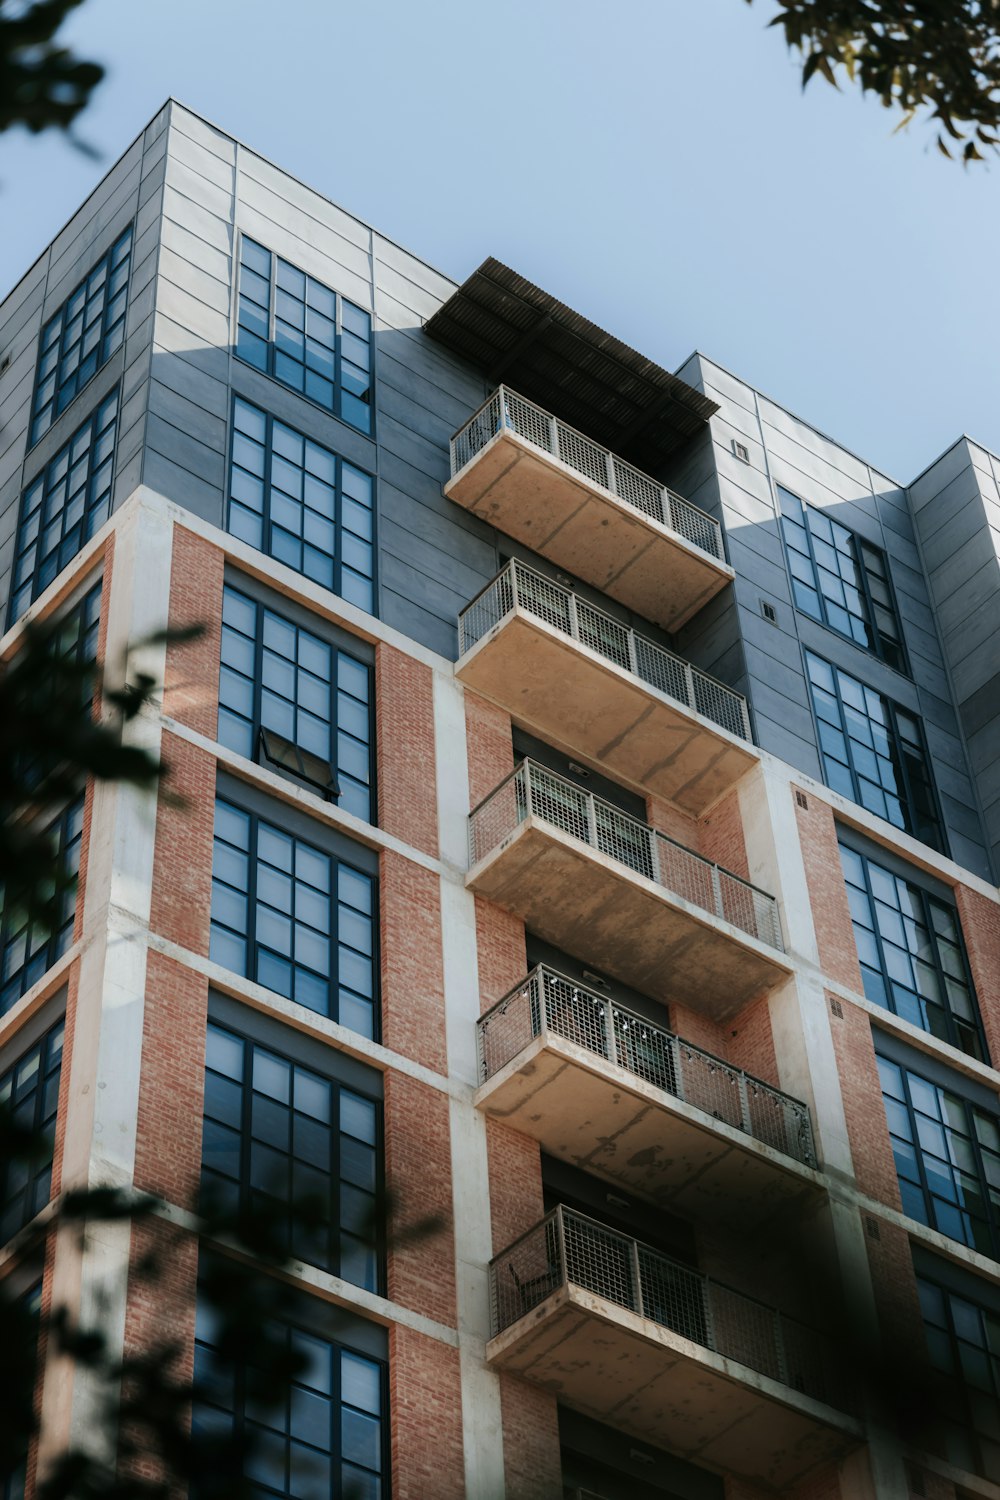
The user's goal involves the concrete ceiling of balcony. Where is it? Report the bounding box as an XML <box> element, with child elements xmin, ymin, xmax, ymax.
<box><xmin>425</xmin><ymin>258</ymin><xmax>718</xmax><ymax>476</ymax></box>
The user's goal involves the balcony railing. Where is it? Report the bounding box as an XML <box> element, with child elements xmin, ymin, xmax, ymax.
<box><xmin>469</xmin><ymin>760</ymin><xmax>784</xmax><ymax>952</ymax></box>
<box><xmin>478</xmin><ymin>965</ymin><xmax>814</xmax><ymax>1166</ymax></box>
<box><xmin>490</xmin><ymin>1206</ymin><xmax>848</xmax><ymax>1411</ymax></box>
<box><xmin>450</xmin><ymin>386</ymin><xmax>725</xmax><ymax>563</ymax></box>
<box><xmin>458</xmin><ymin>559</ymin><xmax>751</xmax><ymax>743</ymax></box>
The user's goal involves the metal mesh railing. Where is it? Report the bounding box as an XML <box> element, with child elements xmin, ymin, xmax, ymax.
<box><xmin>458</xmin><ymin>559</ymin><xmax>751</xmax><ymax>742</ymax></box>
<box><xmin>490</xmin><ymin>1206</ymin><xmax>849</xmax><ymax>1411</ymax></box>
<box><xmin>468</xmin><ymin>761</ymin><xmax>784</xmax><ymax>952</ymax></box>
<box><xmin>450</xmin><ymin>386</ymin><xmax>726</xmax><ymax>564</ymax></box>
<box><xmin>477</xmin><ymin>966</ymin><xmax>814</xmax><ymax>1166</ymax></box>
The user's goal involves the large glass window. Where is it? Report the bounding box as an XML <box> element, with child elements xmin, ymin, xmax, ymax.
<box><xmin>236</xmin><ymin>238</ymin><xmax>373</xmax><ymax>436</ymax></box>
<box><xmin>30</xmin><ymin>227</ymin><xmax>132</xmax><ymax>448</ymax></box>
<box><xmin>918</xmin><ymin>1273</ymin><xmax>1000</xmax><ymax>1482</ymax></box>
<box><xmin>0</xmin><ymin>798</ymin><xmax>84</xmax><ymax>1016</ymax></box>
<box><xmin>201</xmin><ymin>1022</ymin><xmax>381</xmax><ymax>1290</ymax></box>
<box><xmin>8</xmin><ymin>391</ymin><xmax>118</xmax><ymax>625</ymax></box>
<box><xmin>227</xmin><ymin>399</ymin><xmax>375</xmax><ymax>614</ymax></box>
<box><xmin>878</xmin><ymin>1054</ymin><xmax>1000</xmax><ymax>1258</ymax></box>
<box><xmin>805</xmin><ymin>652</ymin><xmax>944</xmax><ymax>852</ymax></box>
<box><xmin>0</xmin><ymin>1020</ymin><xmax>64</xmax><ymax>1243</ymax></box>
<box><xmin>219</xmin><ymin>585</ymin><xmax>374</xmax><ymax>823</ymax></box>
<box><xmin>778</xmin><ymin>486</ymin><xmax>905</xmax><ymax>670</ymax></box>
<box><xmin>210</xmin><ymin>800</ymin><xmax>377</xmax><ymax>1039</ymax></box>
<box><xmin>839</xmin><ymin>841</ymin><xmax>984</xmax><ymax>1060</ymax></box>
<box><xmin>193</xmin><ymin>1299</ymin><xmax>387</xmax><ymax>1500</ymax></box>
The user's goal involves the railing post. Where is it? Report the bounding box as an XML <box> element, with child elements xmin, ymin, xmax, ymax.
<box><xmin>662</xmin><ymin>487</ymin><xmax>674</xmax><ymax>531</ymax></box>
<box><xmin>650</xmin><ymin>829</ymin><xmax>662</xmax><ymax>887</ymax></box>
<box><xmin>775</xmin><ymin>1311</ymin><xmax>789</xmax><ymax>1385</ymax></box>
<box><xmin>549</xmin><ymin>411</ymin><xmax>560</xmax><ymax>460</ymax></box>
<box><xmin>604</xmin><ymin>996</ymin><xmax>615</xmax><ymax>1065</ymax></box>
<box><xmin>497</xmin><ymin>385</ymin><xmax>507</xmax><ymax>431</ymax></box>
<box><xmin>567</xmin><ymin>587</ymin><xmax>580</xmax><ymax>643</ymax></box>
<box><xmin>631</xmin><ymin>1239</ymin><xmax>644</xmax><ymax>1318</ymax></box>
<box><xmin>521</xmin><ymin>761</ymin><xmax>532</xmax><ymax>823</ymax></box>
<box><xmin>683</xmin><ymin>660</ymin><xmax>697</xmax><ymax>716</ymax></box>
<box><xmin>626</xmin><ymin>626</ymin><xmax>639</xmax><ymax>676</ymax></box>
<box><xmin>737</xmin><ymin>1071</ymin><xmax>751</xmax><ymax>1135</ymax></box>
<box><xmin>509</xmin><ymin>558</ymin><xmax>521</xmax><ymax>614</ymax></box>
<box><xmin>532</xmin><ymin>969</ymin><xmax>545</xmax><ymax>1038</ymax></box>
<box><xmin>710</xmin><ymin>862</ymin><xmax>724</xmax><ymax>921</ymax></box>
<box><xmin>554</xmin><ymin>1205</ymin><xmax>568</xmax><ymax>1286</ymax></box>
<box><xmin>605</xmin><ymin>449</ymin><xmax>617</xmax><ymax>496</ymax></box>
<box><xmin>585</xmin><ymin>789</ymin><xmax>600</xmax><ymax>851</ymax></box>
<box><xmin>671</xmin><ymin>1033</ymin><xmax>683</xmax><ymax>1101</ymax></box>
<box><xmin>702</xmin><ymin>1278</ymin><xmax>717</xmax><ymax>1353</ymax></box>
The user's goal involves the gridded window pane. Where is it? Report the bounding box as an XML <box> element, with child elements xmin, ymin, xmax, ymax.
<box><xmin>218</xmin><ymin>585</ymin><xmax>374</xmax><ymax>823</ymax></box>
<box><xmin>193</xmin><ymin>1299</ymin><xmax>387</xmax><ymax>1499</ymax></box>
<box><xmin>9</xmin><ymin>392</ymin><xmax>119</xmax><ymax>625</ymax></box>
<box><xmin>777</xmin><ymin>485</ymin><xmax>905</xmax><ymax>670</ymax></box>
<box><xmin>235</xmin><ymin>241</ymin><xmax>373</xmax><ymax>435</ymax></box>
<box><xmin>0</xmin><ymin>797</ymin><xmax>85</xmax><ymax>1017</ymax></box>
<box><xmin>0</xmin><ymin>1020</ymin><xmax>64</xmax><ymax>1243</ymax></box>
<box><xmin>839</xmin><ymin>840</ymin><xmax>984</xmax><ymax>1060</ymax></box>
<box><xmin>918</xmin><ymin>1274</ymin><xmax>1000</xmax><ymax>1482</ymax></box>
<box><xmin>881</xmin><ymin>1059</ymin><xmax>1000</xmax><ymax>1259</ymax></box>
<box><xmin>202</xmin><ymin>1023</ymin><xmax>381</xmax><ymax>1286</ymax></box>
<box><xmin>806</xmin><ymin>652</ymin><xmax>944</xmax><ymax>853</ymax></box>
<box><xmin>209</xmin><ymin>800</ymin><xmax>377</xmax><ymax>1038</ymax></box>
<box><xmin>30</xmin><ymin>227</ymin><xmax>132</xmax><ymax>447</ymax></box>
<box><xmin>226</xmin><ymin>400</ymin><xmax>376</xmax><ymax>613</ymax></box>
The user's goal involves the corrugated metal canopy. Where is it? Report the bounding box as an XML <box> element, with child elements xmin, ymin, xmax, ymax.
<box><xmin>424</xmin><ymin>258</ymin><xmax>718</xmax><ymax>475</ymax></box>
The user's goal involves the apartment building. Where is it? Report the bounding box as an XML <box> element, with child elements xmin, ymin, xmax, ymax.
<box><xmin>1</xmin><ymin>99</ymin><xmax>999</xmax><ymax>1500</ymax></box>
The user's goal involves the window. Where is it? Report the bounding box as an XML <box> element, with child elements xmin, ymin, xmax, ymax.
<box><xmin>878</xmin><ymin>1053</ymin><xmax>1000</xmax><ymax>1258</ymax></box>
<box><xmin>219</xmin><ymin>585</ymin><xmax>374</xmax><ymax>822</ymax></box>
<box><xmin>8</xmin><ymin>391</ymin><xmax>118</xmax><ymax>625</ymax></box>
<box><xmin>918</xmin><ymin>1272</ymin><xmax>1000</xmax><ymax>1481</ymax></box>
<box><xmin>227</xmin><ymin>399</ymin><xmax>375</xmax><ymax>614</ymax></box>
<box><xmin>0</xmin><ymin>1020</ymin><xmax>64</xmax><ymax>1243</ymax></box>
<box><xmin>805</xmin><ymin>652</ymin><xmax>944</xmax><ymax>852</ymax></box>
<box><xmin>193</xmin><ymin>1297</ymin><xmax>387</xmax><ymax>1500</ymax></box>
<box><xmin>778</xmin><ymin>486</ymin><xmax>905</xmax><ymax>670</ymax></box>
<box><xmin>236</xmin><ymin>238</ymin><xmax>373</xmax><ymax>435</ymax></box>
<box><xmin>1</xmin><ymin>1278</ymin><xmax>43</xmax><ymax>1500</ymax></box>
<box><xmin>0</xmin><ymin>798</ymin><xmax>84</xmax><ymax>1016</ymax></box>
<box><xmin>30</xmin><ymin>227</ymin><xmax>132</xmax><ymax>448</ymax></box>
<box><xmin>210</xmin><ymin>799</ymin><xmax>377</xmax><ymax>1039</ymax></box>
<box><xmin>839</xmin><ymin>840</ymin><xmax>984</xmax><ymax>1060</ymax></box>
<box><xmin>201</xmin><ymin>1022</ymin><xmax>382</xmax><ymax>1290</ymax></box>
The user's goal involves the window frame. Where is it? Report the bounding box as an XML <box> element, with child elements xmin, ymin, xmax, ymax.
<box><xmin>218</xmin><ymin>576</ymin><xmax>377</xmax><ymax>825</ymax></box>
<box><xmin>234</xmin><ymin>234</ymin><xmax>375</xmax><ymax>438</ymax></box>
<box><xmin>804</xmin><ymin>650</ymin><xmax>946</xmax><ymax>854</ymax></box>
<box><xmin>838</xmin><ymin>832</ymin><xmax>986</xmax><ymax>1061</ymax></box>
<box><xmin>915</xmin><ymin>1253</ymin><xmax>1000</xmax><ymax>1482</ymax></box>
<box><xmin>0</xmin><ymin>1012</ymin><xmax>66</xmax><ymax>1244</ymax></box>
<box><xmin>28</xmin><ymin>224</ymin><xmax>133</xmax><ymax>450</ymax></box>
<box><xmin>225</xmin><ymin>396</ymin><xmax>377</xmax><ymax>615</ymax></box>
<box><xmin>201</xmin><ymin>997</ymin><xmax>385</xmax><ymax>1293</ymax></box>
<box><xmin>1</xmin><ymin>796</ymin><xmax>85</xmax><ymax>1017</ymax></box>
<box><xmin>777</xmin><ymin>484</ymin><xmax>908</xmax><ymax>674</ymax></box>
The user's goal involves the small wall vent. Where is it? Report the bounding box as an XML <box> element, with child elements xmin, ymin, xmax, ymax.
<box><xmin>830</xmin><ymin>996</ymin><xmax>844</xmax><ymax>1019</ymax></box>
<box><xmin>795</xmin><ymin>789</ymin><xmax>809</xmax><ymax>810</ymax></box>
<box><xmin>865</xmin><ymin>1215</ymin><xmax>881</xmax><ymax>1241</ymax></box>
<box><xmin>731</xmin><ymin>438</ymin><xmax>750</xmax><ymax>463</ymax></box>
<box><xmin>760</xmin><ymin>599</ymin><xmax>778</xmax><ymax>625</ymax></box>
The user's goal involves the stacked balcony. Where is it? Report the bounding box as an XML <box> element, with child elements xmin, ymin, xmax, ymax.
<box><xmin>476</xmin><ymin>966</ymin><xmax>819</xmax><ymax>1223</ymax></box>
<box><xmin>457</xmin><ymin>561</ymin><xmax>754</xmax><ymax>815</ymax></box>
<box><xmin>467</xmin><ymin>760</ymin><xmax>789</xmax><ymax>1018</ymax></box>
<box><xmin>447</xmin><ymin>387</ymin><xmax>733</xmax><ymax>632</ymax></box>
<box><xmin>488</xmin><ymin>1208</ymin><xmax>860</xmax><ymax>1490</ymax></box>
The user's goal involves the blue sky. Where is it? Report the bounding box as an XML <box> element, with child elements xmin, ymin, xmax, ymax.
<box><xmin>2</xmin><ymin>0</ymin><xmax>998</xmax><ymax>481</ymax></box>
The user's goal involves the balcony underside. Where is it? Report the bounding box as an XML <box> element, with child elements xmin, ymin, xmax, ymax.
<box><xmin>456</xmin><ymin>612</ymin><xmax>755</xmax><ymax>816</ymax></box>
<box><xmin>445</xmin><ymin>429</ymin><xmax>733</xmax><ymax>632</ymax></box>
<box><xmin>487</xmin><ymin>1288</ymin><xmax>860</xmax><ymax>1491</ymax></box>
<box><xmin>475</xmin><ymin>1035</ymin><xmax>820</xmax><ymax>1225</ymax></box>
<box><xmin>466</xmin><ymin>819</ymin><xmax>790</xmax><ymax>1021</ymax></box>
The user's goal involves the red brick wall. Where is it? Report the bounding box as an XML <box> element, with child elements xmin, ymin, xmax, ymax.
<box><xmin>645</xmin><ymin>792</ymin><xmax>699</xmax><ymax>850</ymax></box>
<box><xmin>698</xmin><ymin>788</ymin><xmax>750</xmax><ymax>880</ymax></box>
<box><xmin>384</xmin><ymin>1071</ymin><xmax>456</xmax><ymax>1328</ymax></box>
<box><xmin>379</xmin><ymin>851</ymin><xmax>447</xmax><ymax>1073</ymax></box>
<box><xmin>954</xmin><ymin>883</ymin><xmax>1000</xmax><ymax>1063</ymax></box>
<box><xmin>486</xmin><ymin>1120</ymin><xmax>544</xmax><ymax>1256</ymax></box>
<box><xmin>727</xmin><ymin>993</ymin><xmax>779</xmax><ymax>1085</ymax></box>
<box><xmin>148</xmin><ymin>733</ymin><xmax>215</xmax><ymax>954</ymax></box>
<box><xmin>388</xmin><ymin>1325</ymin><xmax>464</xmax><ymax>1500</ymax></box>
<box><xmin>795</xmin><ymin>800</ymin><xmax>862</xmax><ymax>992</ymax></box>
<box><xmin>465</xmin><ymin>693</ymin><xmax>513</xmax><ymax>808</ymax></box>
<box><xmin>376</xmin><ymin>644</ymin><xmax>438</xmax><ymax>858</ymax></box>
<box><xmin>161</xmin><ymin>526</ymin><xmax>224</xmax><ymax>739</ymax></box>
<box><xmin>499</xmin><ymin>1372</ymin><xmax>562</xmax><ymax>1500</ymax></box>
<box><xmin>476</xmin><ymin>897</ymin><xmax>527</xmax><ymax>1013</ymax></box>
<box><xmin>829</xmin><ymin>1000</ymin><xmax>900</xmax><ymax>1206</ymax></box>
<box><xmin>132</xmin><ymin>950</ymin><xmax>208</xmax><ymax>1208</ymax></box>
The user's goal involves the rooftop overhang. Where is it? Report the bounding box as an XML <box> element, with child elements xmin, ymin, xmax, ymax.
<box><xmin>425</xmin><ymin>258</ymin><xmax>718</xmax><ymax>475</ymax></box>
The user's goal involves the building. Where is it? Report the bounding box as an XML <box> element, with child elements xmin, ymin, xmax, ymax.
<box><xmin>1</xmin><ymin>98</ymin><xmax>999</xmax><ymax>1500</ymax></box>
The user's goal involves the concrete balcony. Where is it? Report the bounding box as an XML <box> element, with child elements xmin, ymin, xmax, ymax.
<box><xmin>467</xmin><ymin>761</ymin><xmax>789</xmax><ymax>1021</ymax></box>
<box><xmin>489</xmin><ymin>1208</ymin><xmax>861</xmax><ymax>1490</ymax></box>
<box><xmin>476</xmin><ymin>966</ymin><xmax>820</xmax><ymax>1225</ymax></box>
<box><xmin>457</xmin><ymin>560</ymin><xmax>755</xmax><ymax>816</ymax></box>
<box><xmin>446</xmin><ymin>387</ymin><xmax>733</xmax><ymax>631</ymax></box>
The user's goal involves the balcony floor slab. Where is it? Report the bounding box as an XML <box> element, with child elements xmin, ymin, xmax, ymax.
<box><xmin>446</xmin><ymin>429</ymin><xmax>733</xmax><ymax>631</ymax></box>
<box><xmin>475</xmin><ymin>1035</ymin><xmax>821</xmax><ymax>1225</ymax></box>
<box><xmin>486</xmin><ymin>1288</ymin><xmax>861</xmax><ymax>1491</ymax></box>
<box><xmin>457</xmin><ymin>612</ymin><xmax>756</xmax><ymax>816</ymax></box>
<box><xmin>467</xmin><ymin>818</ymin><xmax>791</xmax><ymax>1020</ymax></box>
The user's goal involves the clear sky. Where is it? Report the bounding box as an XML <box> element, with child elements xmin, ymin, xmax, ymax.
<box><xmin>2</xmin><ymin>0</ymin><xmax>998</xmax><ymax>482</ymax></box>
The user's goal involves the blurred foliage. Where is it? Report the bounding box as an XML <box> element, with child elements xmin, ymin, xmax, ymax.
<box><xmin>0</xmin><ymin>0</ymin><xmax>103</xmax><ymax>141</ymax></box>
<box><xmin>751</xmin><ymin>0</ymin><xmax>1000</xmax><ymax>160</ymax></box>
